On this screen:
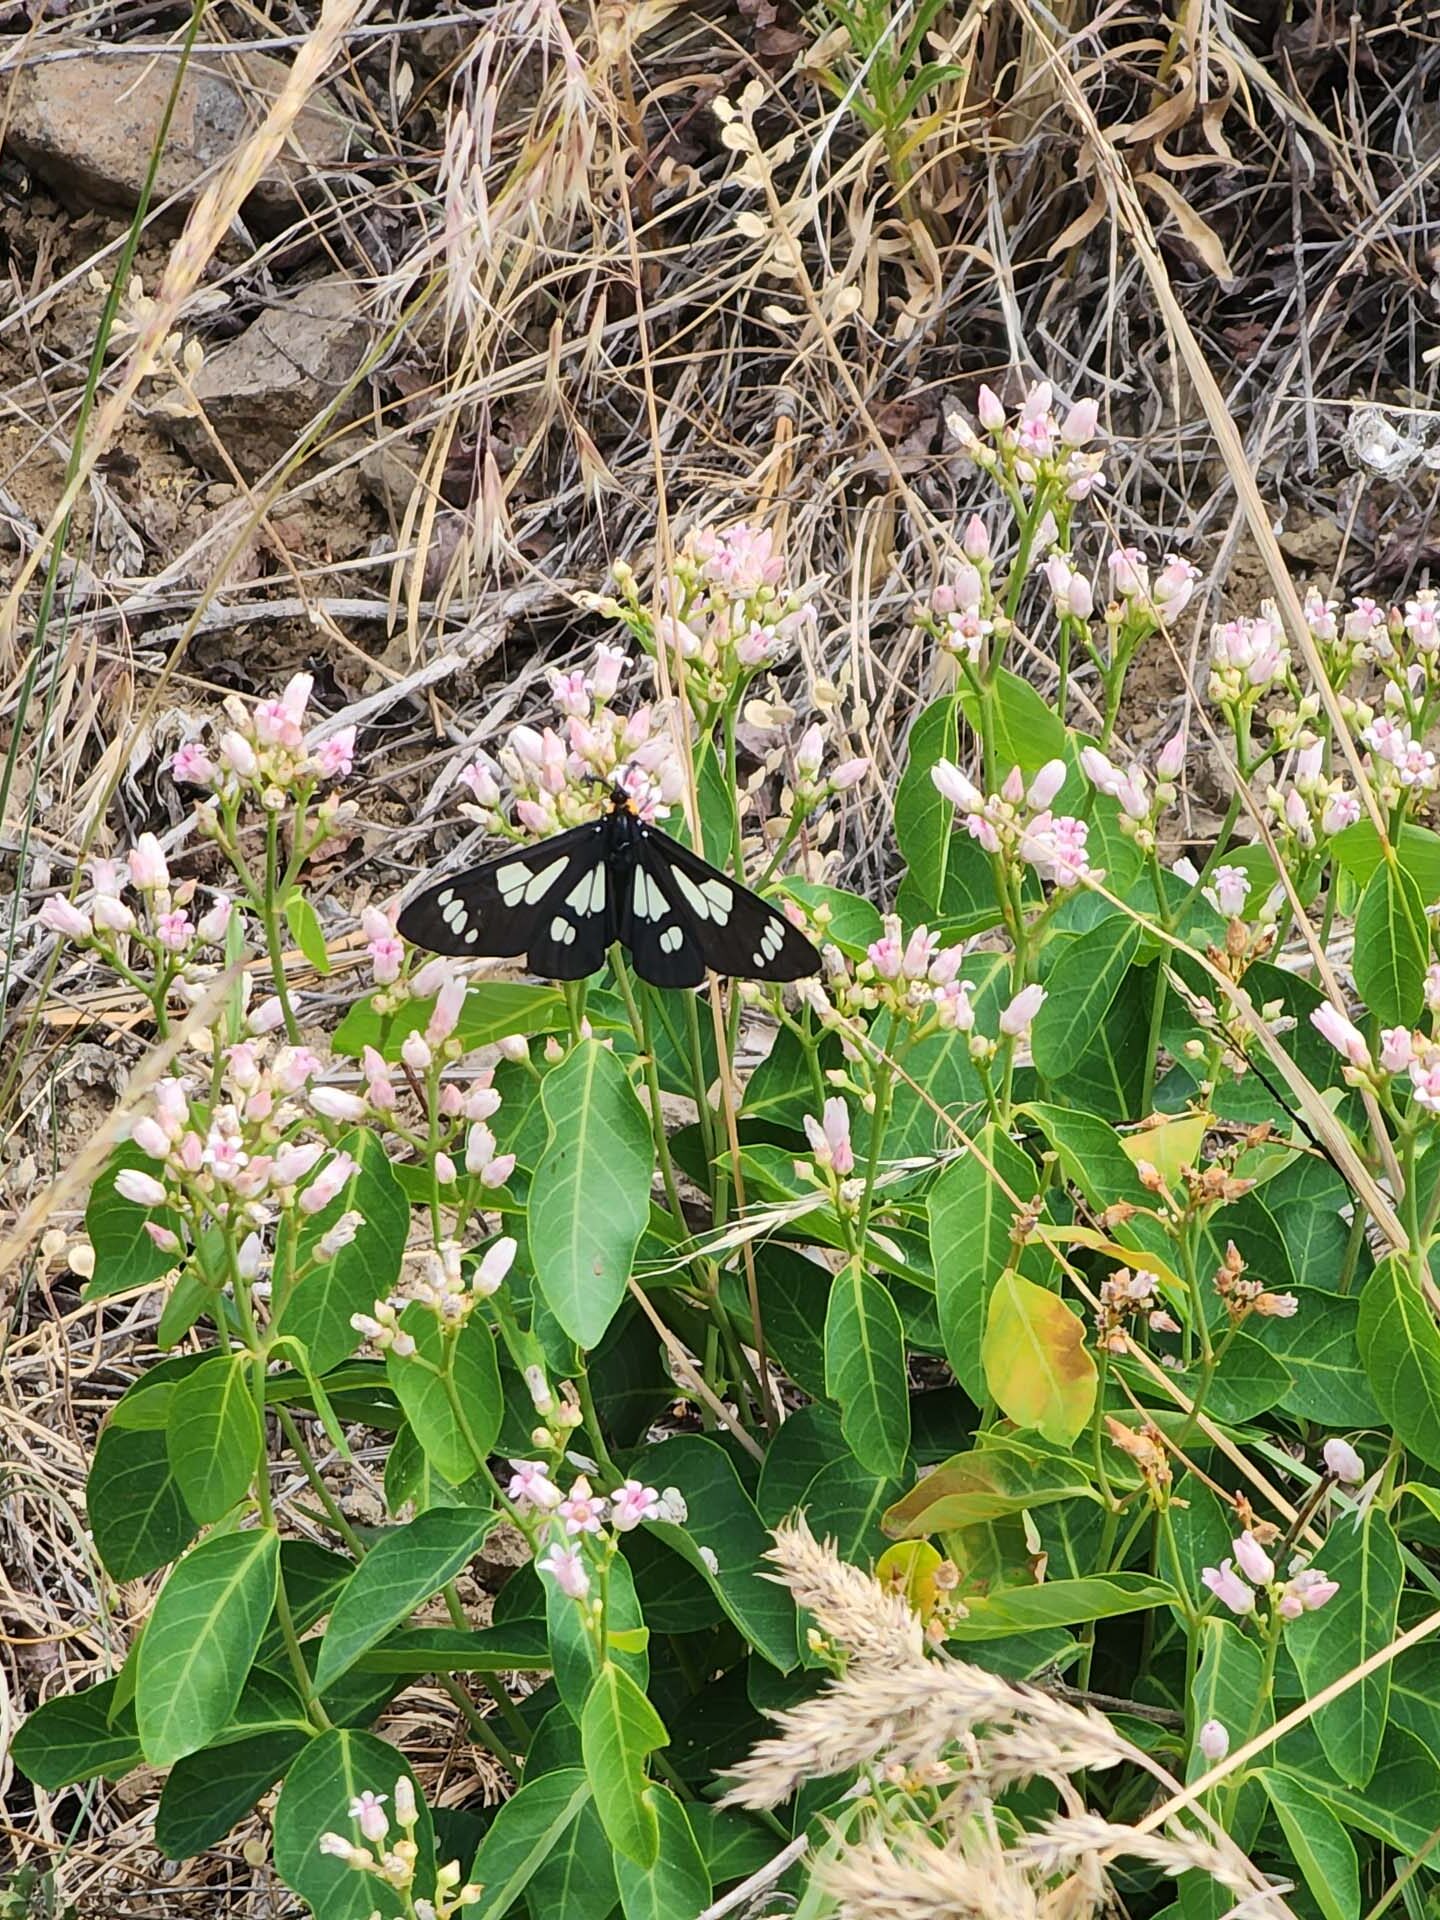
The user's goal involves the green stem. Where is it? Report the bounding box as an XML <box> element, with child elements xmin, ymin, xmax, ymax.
<box><xmin>262</xmin><ymin>812</ymin><xmax>303</xmax><ymax>1045</ymax></box>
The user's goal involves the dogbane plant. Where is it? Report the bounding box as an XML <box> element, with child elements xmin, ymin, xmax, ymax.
<box><xmin>17</xmin><ymin>391</ymin><xmax>1440</xmax><ymax>1920</ymax></box>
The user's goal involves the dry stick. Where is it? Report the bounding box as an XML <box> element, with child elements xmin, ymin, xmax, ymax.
<box><xmin>625</xmin><ymin>1279</ymin><xmax>764</xmax><ymax>1466</ymax></box>
<box><xmin>693</xmin><ymin>1833</ymin><xmax>809</xmax><ymax>1920</ymax></box>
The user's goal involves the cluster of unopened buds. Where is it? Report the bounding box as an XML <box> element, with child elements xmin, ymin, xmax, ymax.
<box><xmin>39</xmin><ymin>835</ymin><xmax>233</xmax><ymax>964</ymax></box>
<box><xmin>1212</xmin><ymin>1239</ymin><xmax>1297</xmax><ymax>1322</ymax></box>
<box><xmin>1202</xmin><ymin>1526</ymin><xmax>1338</xmax><ymax>1624</ymax></box>
<box><xmin>351</xmin><ymin>1237</ymin><xmax>517</xmax><ymax>1355</ymax></box>
<box><xmin>172</xmin><ymin>671</ymin><xmax>357</xmax><ymax>815</ymax></box>
<box><xmin>596</xmin><ymin>522</ymin><xmax>815</xmax><ymax>711</ymax></box>
<box><xmin>947</xmin><ymin>380</ymin><xmax>1107</xmax><ymax>503</ymax></box>
<box><xmin>789</xmin><ymin>722</ymin><xmax>869</xmax><ymax>812</ymax></box>
<box><xmin>1260</xmin><ymin>736</ymin><xmax>1361</xmax><ymax>850</ymax></box>
<box><xmin>452</xmin><ymin>643</ymin><xmax>684</xmax><ymax>838</ymax></box>
<box><xmin>1093</xmin><ymin>1266</ymin><xmax>1180</xmax><ymax>1355</ymax></box>
<box><xmin>507</xmin><ymin>1460</ymin><xmax>681</xmax><ymax>1600</ymax></box>
<box><xmin>1207</xmin><ymin>608</ymin><xmax>1292</xmax><ymax>714</ymax></box>
<box><xmin>319</xmin><ymin>1776</ymin><xmax>481</xmax><ymax>1917</ymax></box>
<box><xmin>115</xmin><ymin>1039</ymin><xmax>364</xmax><ymax>1255</ymax></box>
<box><xmin>932</xmin><ymin>757</ymin><xmax>1099</xmax><ymax>891</ymax></box>
<box><xmin>1080</xmin><ymin>732</ymin><xmax>1184</xmax><ymax>853</ymax></box>
<box><xmin>916</xmin><ymin>517</ymin><xmax>999</xmax><ymax>663</ymax></box>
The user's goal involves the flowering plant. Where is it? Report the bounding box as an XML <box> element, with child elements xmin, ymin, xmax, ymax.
<box><xmin>16</xmin><ymin>381</ymin><xmax>1440</xmax><ymax>1920</ymax></box>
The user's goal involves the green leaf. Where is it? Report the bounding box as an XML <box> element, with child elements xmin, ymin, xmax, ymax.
<box><xmin>334</xmin><ymin>981</ymin><xmax>577</xmax><ymax>1061</ymax></box>
<box><xmin>11</xmin><ymin>1677</ymin><xmax>143</xmax><ymax>1790</ymax></box>
<box><xmin>1331</xmin><ymin>819</ymin><xmax>1440</xmax><ymax>899</ymax></box>
<box><xmin>530</xmin><ymin>1040</ymin><xmax>652</xmax><ymax>1348</ymax></box>
<box><xmin>1188</xmin><ymin>1619</ymin><xmax>1267</xmax><ymax>1782</ymax></box>
<box><xmin>1273</xmin><ymin>1724</ymin><xmax>1440</xmax><ymax>1855</ymax></box>
<box><xmin>722</xmin><ymin>1245</ymin><xmax>829</xmax><ymax>1402</ymax></box>
<box><xmin>525</xmin><ymin>1793</ymin><xmax>620</xmax><ymax>1920</ymax></box>
<box><xmin>315</xmin><ymin>1508</ymin><xmax>497</xmax><ymax>1690</ymax></box>
<box><xmin>547</xmin><ymin>1545</ymin><xmax>647</xmax><ymax>1716</ymax></box>
<box><xmin>1286</xmin><ymin>1507</ymin><xmax>1401</xmax><ymax>1787</ymax></box>
<box><xmin>581</xmin><ymin>1663</ymin><xmax>668</xmax><ymax>1869</ymax></box>
<box><xmin>1358</xmin><ymin>1253</ymin><xmax>1440</xmax><ymax>1471</ymax></box>
<box><xmin>157</xmin><ymin>1726</ymin><xmax>311</xmax><ymax>1860</ymax></box>
<box><xmin>1032</xmin><ymin>920</ymin><xmax>1143</xmax><ymax>1079</ymax></box>
<box><xmin>929</xmin><ymin>1125</ymin><xmax>1041</xmax><ymax>1398</ymax></box>
<box><xmin>824</xmin><ymin>1261</ymin><xmax>910</xmax><ymax>1479</ymax></box>
<box><xmin>274</xmin><ymin>1729</ymin><xmax>434</xmax><ymax>1920</ymax></box>
<box><xmin>84</xmin><ymin>1141</ymin><xmax>186</xmax><ymax>1301</ymax></box>
<box><xmin>284</xmin><ymin>893</ymin><xmax>332</xmax><ymax>974</ymax></box>
<box><xmin>894</xmin><ymin>695</ymin><xmax>959</xmax><ymax>908</ymax></box>
<box><xmin>386</xmin><ymin>1307</ymin><xmax>502</xmax><ymax>1486</ymax></box>
<box><xmin>776</xmin><ymin>881</ymin><xmax>884</xmax><ymax>956</ymax></box>
<box><xmin>136</xmin><ymin>1528</ymin><xmax>280</xmax><ymax>1766</ymax></box>
<box><xmin>278</xmin><ymin>1130</ymin><xmax>410</xmax><ymax>1372</ymax></box>
<box><xmin>1257</xmin><ymin>1772</ymin><xmax>1359</xmax><ymax>1920</ymax></box>
<box><xmin>1146</xmin><ymin>1332</ymin><xmax>1292</xmax><ymax>1426</ymax></box>
<box><xmin>615</xmin><ymin>1784</ymin><xmax>711</xmax><ymax>1920</ymax></box>
<box><xmin>467</xmin><ymin>1769</ymin><xmax>593</xmax><ymax>1920</ymax></box>
<box><xmin>947</xmin><ymin>1573</ymin><xmax>1178</xmax><ymax>1640</ymax></box>
<box><xmin>165</xmin><ymin>1350</ymin><xmax>261</xmax><ymax>1524</ymax></box>
<box><xmin>1353</xmin><ymin>857</ymin><xmax>1429</xmax><ymax>1026</ymax></box>
<box><xmin>353</xmin><ymin>1620</ymin><xmax>549</xmax><ymax>1674</ymax></box>
<box><xmin>982</xmin><ymin>1270</ymin><xmax>1096</xmax><ymax>1445</ymax></box>
<box><xmin>88</xmin><ymin>1421</ymin><xmax>198</xmax><ymax>1580</ymax></box>
<box><xmin>883</xmin><ymin>1438</ymin><xmax>1096</xmax><ymax>1537</ymax></box>
<box><xmin>637</xmin><ymin>1434</ymin><xmax>797</xmax><ymax>1671</ymax></box>
<box><xmin>957</xmin><ymin>667</ymin><xmax>1067</xmax><ymax>778</ymax></box>
<box><xmin>1252</xmin><ymin>1291</ymin><xmax>1381</xmax><ymax>1426</ymax></box>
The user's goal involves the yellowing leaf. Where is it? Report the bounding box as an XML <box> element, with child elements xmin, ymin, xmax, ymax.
<box><xmin>982</xmin><ymin>1271</ymin><xmax>1097</xmax><ymax>1445</ymax></box>
<box><xmin>876</xmin><ymin>1541</ymin><xmax>943</xmax><ymax>1620</ymax></box>
<box><xmin>1031</xmin><ymin>1223</ymin><xmax>1181</xmax><ymax>1292</ymax></box>
<box><xmin>1119</xmin><ymin>1111</ymin><xmax>1211</xmax><ymax>1187</ymax></box>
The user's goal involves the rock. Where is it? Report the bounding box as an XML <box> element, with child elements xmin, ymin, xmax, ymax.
<box><xmin>162</xmin><ymin>277</ymin><xmax>373</xmax><ymax>478</ymax></box>
<box><xmin>1</xmin><ymin>44</ymin><xmax>354</xmax><ymax>225</ymax></box>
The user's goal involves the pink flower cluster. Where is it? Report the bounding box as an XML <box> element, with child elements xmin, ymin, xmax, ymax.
<box><xmin>1318</xmin><ymin>998</ymin><xmax>1440</xmax><ymax>1114</ymax></box>
<box><xmin>351</xmin><ymin>1235</ymin><xmax>517</xmax><ymax>1355</ymax></box>
<box><xmin>1208</xmin><ymin>611</ymin><xmax>1290</xmax><ymax>705</ymax></box>
<box><xmin>318</xmin><ymin>1774</ymin><xmax>481</xmax><ymax>1914</ymax></box>
<box><xmin>1080</xmin><ymin>731</ymin><xmax>1184</xmax><ymax>853</ymax></box>
<box><xmin>953</xmin><ymin>381</ymin><xmax>1107</xmax><ymax>501</ymax></box>
<box><xmin>1362</xmin><ymin>714</ymin><xmax>1439</xmax><ymax>794</ymax></box>
<box><xmin>454</xmin><ymin>644</ymin><xmax>683</xmax><ymax>836</ymax></box>
<box><xmin>172</xmin><ymin>672</ymin><xmax>356</xmax><ymax>803</ymax></box>
<box><xmin>117</xmin><ymin>1043</ymin><xmax>360</xmax><ymax>1255</ymax></box>
<box><xmin>39</xmin><ymin>838</ymin><xmax>232</xmax><ymax>958</ymax></box>
<box><xmin>932</xmin><ymin>758</ymin><xmax>1099</xmax><ymax>891</ymax></box>
<box><xmin>1262</xmin><ymin>737</ymin><xmax>1361</xmax><ymax>848</ymax></box>
<box><xmin>804</xmin><ymin>1097</ymin><xmax>854</xmax><ymax>1176</ymax></box>
<box><xmin>924</xmin><ymin>519</ymin><xmax>994</xmax><ymax>661</ymax></box>
<box><xmin>508</xmin><ymin>1461</ymin><xmax>666</xmax><ymax>1599</ymax></box>
<box><xmin>1105</xmin><ymin>549</ymin><xmax>1199</xmax><ymax>622</ymax></box>
<box><xmin>793</xmin><ymin>724</ymin><xmax>869</xmax><ymax>808</ymax></box>
<box><xmin>1203</xmin><ymin>1529</ymin><xmax>1338</xmax><ymax>1621</ymax></box>
<box><xmin>601</xmin><ymin>522</ymin><xmax>815</xmax><ymax>709</ymax></box>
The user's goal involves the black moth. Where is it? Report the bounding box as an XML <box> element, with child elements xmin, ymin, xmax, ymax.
<box><xmin>397</xmin><ymin>785</ymin><xmax>823</xmax><ymax>990</ymax></box>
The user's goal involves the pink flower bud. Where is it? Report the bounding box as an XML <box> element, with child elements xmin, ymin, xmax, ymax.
<box><xmin>1000</xmin><ymin>765</ymin><xmax>1025</xmax><ymax>806</ymax></box>
<box><xmin>248</xmin><ymin>996</ymin><xmax>286</xmax><ymax>1036</ymax></box>
<box><xmin>434</xmin><ymin>1152</ymin><xmax>457</xmax><ymax>1187</ymax></box>
<box><xmin>1201</xmin><ymin>1559</ymin><xmax>1255</xmax><ymax>1616</ymax></box>
<box><xmin>411</xmin><ymin>958</ymin><xmax>451</xmax><ymax>999</ymax></box>
<box><xmin>196</xmin><ymin>895</ymin><xmax>233</xmax><ymax>944</ymax></box>
<box><xmin>962</xmin><ymin>514</ymin><xmax>990</xmax><ymax>561</ymax></box>
<box><xmin>402</xmin><ymin>1030</ymin><xmax>433</xmax><ymax>1074</ymax></box>
<box><xmin>976</xmin><ymin>384</ymin><xmax>1006</xmax><ymax>432</ymax></box>
<box><xmin>1060</xmin><ymin>396</ymin><xmax>1099</xmax><ymax>446</ymax></box>
<box><xmin>299</xmin><ymin>1151</ymin><xmax>357</xmax><ymax>1214</ymax></box>
<box><xmin>1323</xmin><ymin>1437</ymin><xmax>1365</xmax><ymax>1485</ymax></box>
<box><xmin>999</xmin><ymin>983</ymin><xmax>1047</xmax><ymax>1039</ymax></box>
<box><xmin>311</xmin><ymin>1086</ymin><xmax>367</xmax><ymax>1123</ymax></box>
<box><xmin>93</xmin><ymin>894</ymin><xmax>136</xmax><ymax>934</ymax></box>
<box><xmin>1310</xmin><ymin>1004</ymin><xmax>1371</xmax><ymax>1070</ymax></box>
<box><xmin>40</xmin><ymin>896</ymin><xmax>93</xmax><ymax>940</ymax></box>
<box><xmin>497</xmin><ymin>1034</ymin><xmax>528</xmax><ymax>1064</ymax></box>
<box><xmin>1108</xmin><ymin>547</ymin><xmax>1149</xmax><ymax>601</ymax></box>
<box><xmin>115</xmin><ymin>1168</ymin><xmax>168</xmax><ymax>1207</ymax></box>
<box><xmin>1027</xmin><ymin>759</ymin><xmax>1067</xmax><ymax>811</ymax></box>
<box><xmin>830</xmin><ymin>757</ymin><xmax>869</xmax><ymax>791</ymax></box>
<box><xmin>537</xmin><ymin>1544</ymin><xmax>590</xmax><ymax>1599</ymax></box>
<box><xmin>803</xmin><ymin>1097</ymin><xmax>854</xmax><ymax>1176</ymax></box>
<box><xmin>1156</xmin><ymin>730</ymin><xmax>1186</xmax><ymax>780</ymax></box>
<box><xmin>127</xmin><ymin>833</ymin><xmax>169</xmax><ymax>892</ymax></box>
<box><xmin>1379</xmin><ymin>1027</ymin><xmax>1415</xmax><ymax>1074</ymax></box>
<box><xmin>1232</xmin><ymin>1532</ymin><xmax>1274</xmax><ymax>1585</ymax></box>
<box><xmin>144</xmin><ymin>1221</ymin><xmax>181</xmax><ymax>1254</ymax></box>
<box><xmin>171</xmin><ymin>741</ymin><xmax>215</xmax><ymax>788</ymax></box>
<box><xmin>591</xmin><ymin>644</ymin><xmax>627</xmax><ymax>703</ymax></box>
<box><xmin>275</xmin><ymin>1141</ymin><xmax>324</xmax><ymax>1186</ymax></box>
<box><xmin>931</xmin><ymin>759</ymin><xmax>982</xmax><ymax>812</ymax></box>
<box><xmin>131</xmin><ymin>1116</ymin><xmax>170</xmax><ymax>1160</ymax></box>
<box><xmin>473</xmin><ymin>1237</ymin><xmax>517</xmax><ymax>1297</ymax></box>
<box><xmin>795</xmin><ymin>724</ymin><xmax>825</xmax><ymax>778</ymax></box>
<box><xmin>1198</xmin><ymin>1720</ymin><xmax>1229</xmax><ymax>1761</ymax></box>
<box><xmin>219</xmin><ymin>730</ymin><xmax>258</xmax><ymax>778</ymax></box>
<box><xmin>312</xmin><ymin>727</ymin><xmax>356</xmax><ymax>780</ymax></box>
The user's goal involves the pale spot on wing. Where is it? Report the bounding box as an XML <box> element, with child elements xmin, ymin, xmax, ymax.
<box><xmin>674</xmin><ymin>869</ymin><xmax>732</xmax><ymax>925</ymax></box>
<box><xmin>566</xmin><ymin>866</ymin><xmax>606</xmax><ymax>916</ymax></box>
<box><xmin>633</xmin><ymin>867</ymin><xmax>667</xmax><ymax>921</ymax></box>
<box><xmin>660</xmin><ymin>925</ymin><xmax>684</xmax><ymax>954</ymax></box>
<box><xmin>549</xmin><ymin>915</ymin><xmax>577</xmax><ymax>945</ymax></box>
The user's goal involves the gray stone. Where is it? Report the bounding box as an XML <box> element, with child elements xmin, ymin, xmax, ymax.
<box><xmin>2</xmin><ymin>44</ymin><xmax>354</xmax><ymax>224</ymax></box>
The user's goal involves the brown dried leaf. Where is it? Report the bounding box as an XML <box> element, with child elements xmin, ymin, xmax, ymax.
<box><xmin>1135</xmin><ymin>169</ymin><xmax>1236</xmax><ymax>282</ymax></box>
